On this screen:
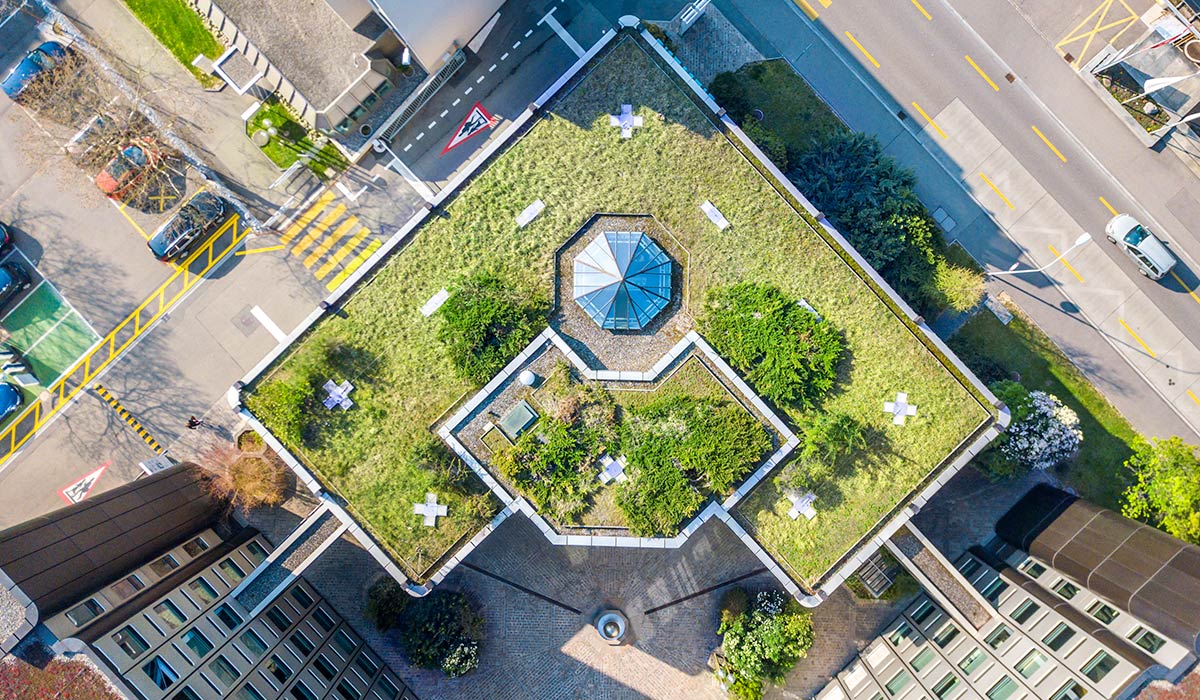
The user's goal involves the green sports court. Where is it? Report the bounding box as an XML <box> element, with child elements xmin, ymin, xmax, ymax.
<box><xmin>1</xmin><ymin>281</ymin><xmax>101</xmax><ymax>385</ymax></box>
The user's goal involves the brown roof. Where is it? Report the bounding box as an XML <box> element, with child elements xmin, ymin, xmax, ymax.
<box><xmin>996</xmin><ymin>484</ymin><xmax>1200</xmax><ymax>653</ymax></box>
<box><xmin>0</xmin><ymin>465</ymin><xmax>223</xmax><ymax>618</ymax></box>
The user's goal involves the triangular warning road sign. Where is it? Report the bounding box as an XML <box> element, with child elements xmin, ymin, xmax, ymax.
<box><xmin>441</xmin><ymin>102</ymin><xmax>496</xmax><ymax>155</ymax></box>
<box><xmin>59</xmin><ymin>461</ymin><xmax>110</xmax><ymax>504</ymax></box>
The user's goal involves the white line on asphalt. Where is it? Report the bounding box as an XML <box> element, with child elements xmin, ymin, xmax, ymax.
<box><xmin>452</xmin><ymin>98</ymin><xmax>461</xmax><ymax>107</ymax></box>
<box><xmin>501</xmin><ymin>52</ymin><xmax>509</xmax><ymax>61</ymax></box>
<box><xmin>525</xmin><ymin>29</ymin><xmax>533</xmax><ymax>38</ymax></box>
<box><xmin>440</xmin><ymin>110</ymin><xmax>448</xmax><ymax>118</ymax></box>
<box><xmin>416</xmin><ymin>132</ymin><xmax>424</xmax><ymax>141</ymax></box>
<box><xmin>403</xmin><ymin>144</ymin><xmax>412</xmax><ymax>152</ymax></box>
<box><xmin>250</xmin><ymin>306</ymin><xmax>287</xmax><ymax>342</ymax></box>
<box><xmin>427</xmin><ymin>121</ymin><xmax>436</xmax><ymax>129</ymax></box>
<box><xmin>476</xmin><ymin>75</ymin><xmax>485</xmax><ymax>84</ymax></box>
<box><xmin>538</xmin><ymin>11</ymin><xmax>585</xmax><ymax>58</ymax></box>
<box><xmin>465</xmin><ymin>87</ymin><xmax>473</xmax><ymax>95</ymax></box>
<box><xmin>489</xmin><ymin>64</ymin><xmax>497</xmax><ymax>72</ymax></box>
<box><xmin>513</xmin><ymin>41</ymin><xmax>522</xmax><ymax>49</ymax></box>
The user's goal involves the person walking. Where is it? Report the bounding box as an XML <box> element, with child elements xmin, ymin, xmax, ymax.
<box><xmin>186</xmin><ymin>416</ymin><xmax>203</xmax><ymax>430</ymax></box>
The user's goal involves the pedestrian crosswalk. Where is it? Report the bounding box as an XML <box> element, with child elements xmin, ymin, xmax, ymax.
<box><xmin>279</xmin><ymin>190</ymin><xmax>380</xmax><ymax>290</ymax></box>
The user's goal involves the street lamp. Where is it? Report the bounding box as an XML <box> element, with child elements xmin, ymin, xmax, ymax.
<box><xmin>988</xmin><ymin>233</ymin><xmax>1092</xmax><ymax>277</ymax></box>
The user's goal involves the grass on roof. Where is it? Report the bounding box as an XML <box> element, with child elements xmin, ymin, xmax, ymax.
<box><xmin>122</xmin><ymin>0</ymin><xmax>224</xmax><ymax>88</ymax></box>
<box><xmin>247</xmin><ymin>38</ymin><xmax>988</xmax><ymax>586</ymax></box>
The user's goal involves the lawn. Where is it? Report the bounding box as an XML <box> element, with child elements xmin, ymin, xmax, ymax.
<box><xmin>947</xmin><ymin>299</ymin><xmax>1139</xmax><ymax>510</ymax></box>
<box><xmin>122</xmin><ymin>0</ymin><xmax>224</xmax><ymax>87</ymax></box>
<box><xmin>247</xmin><ymin>97</ymin><xmax>349</xmax><ymax>177</ymax></box>
<box><xmin>247</xmin><ymin>37</ymin><xmax>990</xmax><ymax>587</ymax></box>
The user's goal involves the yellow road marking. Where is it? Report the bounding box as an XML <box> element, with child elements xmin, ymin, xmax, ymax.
<box><xmin>845</xmin><ymin>31</ymin><xmax>880</xmax><ymax>69</ymax></box>
<box><xmin>315</xmin><ymin>227</ymin><xmax>370</xmax><ymax>280</ymax></box>
<box><xmin>817</xmin><ymin>0</ymin><xmax>831</xmax><ymax>7</ymax></box>
<box><xmin>1189</xmin><ymin>389</ymin><xmax>1200</xmax><ymax>407</ymax></box>
<box><xmin>280</xmin><ymin>190</ymin><xmax>335</xmax><ymax>244</ymax></box>
<box><xmin>1099</xmin><ymin>196</ymin><xmax>1118</xmax><ymax>216</ymax></box>
<box><xmin>1056</xmin><ymin>0</ymin><xmax>1138</xmax><ymax>68</ymax></box>
<box><xmin>116</xmin><ymin>202</ymin><xmax>149</xmax><ymax>240</ymax></box>
<box><xmin>979</xmin><ymin>173</ymin><xmax>1014</xmax><ymax>209</ymax></box>
<box><xmin>911</xmin><ymin>102</ymin><xmax>947</xmax><ymax>138</ymax></box>
<box><xmin>1169</xmin><ymin>270</ymin><xmax>1200</xmax><ymax>306</ymax></box>
<box><xmin>290</xmin><ymin>204</ymin><xmax>347</xmax><ymax>257</ymax></box>
<box><xmin>235</xmin><ymin>244</ymin><xmax>286</xmax><ymax>257</ymax></box>
<box><xmin>911</xmin><ymin>0</ymin><xmax>932</xmax><ymax>20</ymax></box>
<box><xmin>965</xmin><ymin>55</ymin><xmax>1000</xmax><ymax>91</ymax></box>
<box><xmin>303</xmin><ymin>217</ymin><xmax>359</xmax><ymax>269</ymax></box>
<box><xmin>1118</xmin><ymin>318</ymin><xmax>1156</xmax><ymax>358</ymax></box>
<box><xmin>794</xmin><ymin>0</ymin><xmax>818</xmax><ymax>19</ymax></box>
<box><xmin>325</xmin><ymin>238</ymin><xmax>381</xmax><ymax>291</ymax></box>
<box><xmin>1032</xmin><ymin>126</ymin><xmax>1067</xmax><ymax>162</ymax></box>
<box><xmin>1048</xmin><ymin>245</ymin><xmax>1085</xmax><ymax>282</ymax></box>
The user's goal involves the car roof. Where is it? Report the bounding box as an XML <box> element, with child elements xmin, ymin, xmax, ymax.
<box><xmin>1135</xmin><ymin>232</ymin><xmax>1176</xmax><ymax>270</ymax></box>
<box><xmin>1</xmin><ymin>42</ymin><xmax>66</xmax><ymax>96</ymax></box>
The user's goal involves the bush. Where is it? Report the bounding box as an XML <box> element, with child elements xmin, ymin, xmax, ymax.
<box><xmin>1122</xmin><ymin>436</ymin><xmax>1200</xmax><ymax>544</ymax></box>
<box><xmin>982</xmin><ymin>381</ymin><xmax>1082</xmax><ymax>477</ymax></box>
<box><xmin>438</xmin><ymin>272</ymin><xmax>548</xmax><ymax>384</ymax></box>
<box><xmin>226</xmin><ymin>456</ymin><xmax>286</xmax><ymax>508</ymax></box>
<box><xmin>719</xmin><ymin>587</ymin><xmax>750</xmax><ymax>625</ymax></box>
<box><xmin>644</xmin><ymin>23</ymin><xmax>678</xmax><ymax>54</ymax></box>
<box><xmin>700</xmin><ymin>283</ymin><xmax>844</xmax><ymax>409</ymax></box>
<box><xmin>925</xmin><ymin>256</ymin><xmax>984</xmax><ymax>313</ymax></box>
<box><xmin>495</xmin><ymin>418</ymin><xmax>602</xmax><ymax>522</ymax></box>
<box><xmin>710</xmin><ymin>71</ymin><xmax>753</xmax><ymax>122</ymax></box>
<box><xmin>397</xmin><ymin>590</ymin><xmax>483</xmax><ymax>677</ymax></box>
<box><xmin>778</xmin><ymin>412</ymin><xmax>865</xmax><ymax>492</ymax></box>
<box><xmin>718</xmin><ymin>591</ymin><xmax>815</xmax><ymax>700</ymax></box>
<box><xmin>741</xmin><ymin>118</ymin><xmax>788</xmax><ymax>171</ymax></box>
<box><xmin>364</xmin><ymin>578</ymin><xmax>409</xmax><ymax>631</ymax></box>
<box><xmin>615</xmin><ymin>448</ymin><xmax>704</xmax><ymax>536</ymax></box>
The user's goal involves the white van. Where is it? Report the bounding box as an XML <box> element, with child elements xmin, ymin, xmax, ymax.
<box><xmin>1104</xmin><ymin>214</ymin><xmax>1177</xmax><ymax>280</ymax></box>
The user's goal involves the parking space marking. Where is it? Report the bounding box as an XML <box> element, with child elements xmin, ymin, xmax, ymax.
<box><xmin>911</xmin><ymin>0</ymin><xmax>932</xmax><ymax>20</ymax></box>
<box><xmin>1099</xmin><ymin>196</ymin><xmax>1119</xmax><ymax>216</ymax></box>
<box><xmin>965</xmin><ymin>55</ymin><xmax>1000</xmax><ymax>91</ymax></box>
<box><xmin>250</xmin><ymin>305</ymin><xmax>287</xmax><ymax>342</ymax></box>
<box><xmin>1056</xmin><ymin>0</ymin><xmax>1140</xmax><ymax>68</ymax></box>
<box><xmin>979</xmin><ymin>172</ymin><xmax>1015</xmax><ymax>209</ymax></box>
<box><xmin>235</xmin><ymin>244</ymin><xmax>286</xmax><ymax>256</ymax></box>
<box><xmin>794</xmin><ymin>0</ymin><xmax>819</xmax><ymax>19</ymax></box>
<box><xmin>112</xmin><ymin>200</ymin><xmax>150</xmax><ymax>240</ymax></box>
<box><xmin>845</xmin><ymin>31</ymin><xmax>880</xmax><ymax>68</ymax></box>
<box><xmin>1168</xmin><ymin>270</ymin><xmax>1200</xmax><ymax>306</ymax></box>
<box><xmin>1032</xmin><ymin>126</ymin><xmax>1067</xmax><ymax>162</ymax></box>
<box><xmin>1190</xmin><ymin>389</ymin><xmax>1200</xmax><ymax>407</ymax></box>
<box><xmin>1048</xmin><ymin>245</ymin><xmax>1085</xmax><ymax>282</ymax></box>
<box><xmin>911</xmin><ymin>102</ymin><xmax>947</xmax><ymax>138</ymax></box>
<box><xmin>1119</xmin><ymin>318</ymin><xmax>1155</xmax><ymax>357</ymax></box>
<box><xmin>539</xmin><ymin>11</ymin><xmax>585</xmax><ymax>58</ymax></box>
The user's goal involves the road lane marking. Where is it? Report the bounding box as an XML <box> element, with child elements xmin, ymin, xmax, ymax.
<box><xmin>315</xmin><ymin>228</ymin><xmax>369</xmax><ymax>280</ymax></box>
<box><xmin>235</xmin><ymin>244</ymin><xmax>286</xmax><ymax>256</ymax></box>
<box><xmin>280</xmin><ymin>190</ymin><xmax>334</xmax><ymax>244</ymax></box>
<box><xmin>911</xmin><ymin>0</ymin><xmax>932</xmax><ymax>20</ymax></box>
<box><xmin>1189</xmin><ymin>389</ymin><xmax>1200</xmax><ymax>407</ymax></box>
<box><xmin>818</xmin><ymin>0</ymin><xmax>832</xmax><ymax>7</ymax></box>
<box><xmin>476</xmin><ymin>75</ymin><xmax>485</xmax><ymax>84</ymax></box>
<box><xmin>911</xmin><ymin>102</ymin><xmax>947</xmax><ymax>138</ymax></box>
<box><xmin>1169</xmin><ymin>270</ymin><xmax>1200</xmax><ymax>306</ymax></box>
<box><xmin>465</xmin><ymin>87</ymin><xmax>473</xmax><ymax>95</ymax></box>
<box><xmin>304</xmin><ymin>217</ymin><xmax>359</xmax><ymax>268</ymax></box>
<box><xmin>1048</xmin><ymin>245</ymin><xmax>1085</xmax><ymax>282</ymax></box>
<box><xmin>794</xmin><ymin>0</ymin><xmax>818</xmax><ymax>18</ymax></box>
<box><xmin>513</xmin><ymin>41</ymin><xmax>521</xmax><ymax>49</ymax></box>
<box><xmin>1099</xmin><ymin>196</ymin><xmax>1118</xmax><ymax>216</ymax></box>
<box><xmin>1119</xmin><ymin>318</ymin><xmax>1155</xmax><ymax>357</ymax></box>
<box><xmin>250</xmin><ymin>305</ymin><xmax>287</xmax><ymax>342</ymax></box>
<box><xmin>845</xmin><ymin>31</ymin><xmax>880</xmax><ymax>69</ymax></box>
<box><xmin>501</xmin><ymin>52</ymin><xmax>509</xmax><ymax>60</ymax></box>
<box><xmin>539</xmin><ymin>11</ymin><xmax>585</xmax><ymax>58</ymax></box>
<box><xmin>1032</xmin><ymin>126</ymin><xmax>1067</xmax><ymax>162</ymax></box>
<box><xmin>291</xmin><ymin>204</ymin><xmax>347</xmax><ymax>257</ymax></box>
<box><xmin>978</xmin><ymin>173</ymin><xmax>1014</xmax><ymax>209</ymax></box>
<box><xmin>325</xmin><ymin>238</ymin><xmax>382</xmax><ymax>291</ymax></box>
<box><xmin>965</xmin><ymin>54</ymin><xmax>1000</xmax><ymax>91</ymax></box>
<box><xmin>489</xmin><ymin>64</ymin><xmax>497</xmax><ymax>72</ymax></box>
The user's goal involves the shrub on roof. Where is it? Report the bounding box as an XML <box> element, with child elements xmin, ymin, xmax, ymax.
<box><xmin>437</xmin><ymin>272</ymin><xmax>548</xmax><ymax>385</ymax></box>
<box><xmin>397</xmin><ymin>589</ymin><xmax>483</xmax><ymax>677</ymax></box>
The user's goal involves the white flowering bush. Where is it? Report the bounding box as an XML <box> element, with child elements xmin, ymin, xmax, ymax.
<box><xmin>717</xmin><ymin>588</ymin><xmax>814</xmax><ymax>700</ymax></box>
<box><xmin>440</xmin><ymin>641</ymin><xmax>479</xmax><ymax>678</ymax></box>
<box><xmin>987</xmin><ymin>381</ymin><xmax>1082</xmax><ymax>477</ymax></box>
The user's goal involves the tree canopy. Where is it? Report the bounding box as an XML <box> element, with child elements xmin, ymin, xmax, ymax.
<box><xmin>1121</xmin><ymin>436</ymin><xmax>1200</xmax><ymax>544</ymax></box>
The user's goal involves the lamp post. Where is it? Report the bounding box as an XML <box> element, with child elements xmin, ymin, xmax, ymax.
<box><xmin>988</xmin><ymin>233</ymin><xmax>1092</xmax><ymax>277</ymax></box>
<box><xmin>1121</xmin><ymin>71</ymin><xmax>1200</xmax><ymax>105</ymax></box>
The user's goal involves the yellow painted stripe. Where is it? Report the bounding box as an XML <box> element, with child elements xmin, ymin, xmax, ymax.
<box><xmin>845</xmin><ymin>31</ymin><xmax>880</xmax><ymax>69</ymax></box>
<box><xmin>1188</xmin><ymin>389</ymin><xmax>1200</xmax><ymax>407</ymax></box>
<box><xmin>315</xmin><ymin>228</ymin><xmax>370</xmax><ymax>280</ymax></box>
<box><xmin>290</xmin><ymin>204</ymin><xmax>347</xmax><ymax>257</ymax></box>
<box><xmin>979</xmin><ymin>173</ymin><xmax>1014</xmax><ymax>209</ymax></box>
<box><xmin>817</xmin><ymin>0</ymin><xmax>831</xmax><ymax>7</ymax></box>
<box><xmin>280</xmin><ymin>190</ymin><xmax>335</xmax><ymax>244</ymax></box>
<box><xmin>235</xmin><ymin>244</ymin><xmax>286</xmax><ymax>257</ymax></box>
<box><xmin>794</xmin><ymin>0</ymin><xmax>818</xmax><ymax>19</ymax></box>
<box><xmin>1099</xmin><ymin>196</ymin><xmax>1118</xmax><ymax>216</ymax></box>
<box><xmin>911</xmin><ymin>0</ymin><xmax>932</xmax><ymax>20</ymax></box>
<box><xmin>116</xmin><ymin>203</ymin><xmax>149</xmax><ymax>240</ymax></box>
<box><xmin>965</xmin><ymin>54</ymin><xmax>1000</xmax><ymax>91</ymax></box>
<box><xmin>1169</xmin><ymin>270</ymin><xmax>1200</xmax><ymax>306</ymax></box>
<box><xmin>1048</xmin><ymin>245</ymin><xmax>1085</xmax><ymax>283</ymax></box>
<box><xmin>1118</xmin><ymin>318</ymin><xmax>1156</xmax><ymax>358</ymax></box>
<box><xmin>303</xmin><ymin>217</ymin><xmax>360</xmax><ymax>269</ymax></box>
<box><xmin>911</xmin><ymin>102</ymin><xmax>947</xmax><ymax>139</ymax></box>
<box><xmin>325</xmin><ymin>239</ymin><xmax>381</xmax><ymax>291</ymax></box>
<box><xmin>1032</xmin><ymin>126</ymin><xmax>1067</xmax><ymax>162</ymax></box>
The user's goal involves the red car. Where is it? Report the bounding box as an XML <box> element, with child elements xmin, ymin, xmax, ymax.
<box><xmin>94</xmin><ymin>139</ymin><xmax>164</xmax><ymax>199</ymax></box>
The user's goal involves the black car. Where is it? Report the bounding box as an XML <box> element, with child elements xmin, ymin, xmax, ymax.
<box><xmin>0</xmin><ymin>221</ymin><xmax>14</xmax><ymax>258</ymax></box>
<box><xmin>147</xmin><ymin>192</ymin><xmax>228</xmax><ymax>262</ymax></box>
<box><xmin>0</xmin><ymin>261</ymin><xmax>30</xmax><ymax>312</ymax></box>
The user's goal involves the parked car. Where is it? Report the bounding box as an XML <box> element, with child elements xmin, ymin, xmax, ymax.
<box><xmin>0</xmin><ymin>221</ymin><xmax>15</xmax><ymax>258</ymax></box>
<box><xmin>0</xmin><ymin>382</ymin><xmax>22</xmax><ymax>422</ymax></box>
<box><xmin>1</xmin><ymin>41</ymin><xmax>68</xmax><ymax>101</ymax></box>
<box><xmin>147</xmin><ymin>192</ymin><xmax>228</xmax><ymax>262</ymax></box>
<box><xmin>1105</xmin><ymin>214</ymin><xmax>1177</xmax><ymax>280</ymax></box>
<box><xmin>95</xmin><ymin>139</ymin><xmax>164</xmax><ymax>199</ymax></box>
<box><xmin>0</xmin><ymin>261</ymin><xmax>30</xmax><ymax>312</ymax></box>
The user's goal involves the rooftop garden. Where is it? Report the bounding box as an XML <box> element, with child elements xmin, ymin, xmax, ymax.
<box><xmin>245</xmin><ymin>36</ymin><xmax>991</xmax><ymax>588</ymax></box>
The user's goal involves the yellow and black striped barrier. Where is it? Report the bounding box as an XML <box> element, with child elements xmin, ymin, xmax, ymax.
<box><xmin>93</xmin><ymin>384</ymin><xmax>164</xmax><ymax>454</ymax></box>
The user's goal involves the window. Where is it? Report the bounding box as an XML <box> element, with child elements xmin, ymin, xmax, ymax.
<box><xmin>1018</xmin><ymin>559</ymin><xmax>1046</xmax><ymax>578</ymax></box>
<box><xmin>361</xmin><ymin>92</ymin><xmax>379</xmax><ymax>110</ymax></box>
<box><xmin>1051</xmin><ymin>681</ymin><xmax>1087</xmax><ymax>700</ymax></box>
<box><xmin>290</xmin><ymin>586</ymin><xmax>314</xmax><ymax>609</ymax></box>
<box><xmin>292</xmin><ymin>683</ymin><xmax>320</xmax><ymax>700</ymax></box>
<box><xmin>142</xmin><ymin>656</ymin><xmax>179</xmax><ymax>690</ymax></box>
<box><xmin>183</xmin><ymin>629</ymin><xmax>213</xmax><ymax>657</ymax></box>
<box><xmin>933</xmin><ymin>623</ymin><xmax>959</xmax><ymax>648</ymax></box>
<box><xmin>312</xmin><ymin>607</ymin><xmax>335</xmax><ymax>632</ymax></box>
<box><xmin>958</xmin><ymin>648</ymin><xmax>985</xmax><ymax>676</ymax></box>
<box><xmin>981</xmin><ymin>579</ymin><xmax>1009</xmax><ymax>604</ymax></box>
<box><xmin>889</xmin><ymin>622</ymin><xmax>914</xmax><ymax>647</ymax></box>
<box><xmin>66</xmin><ymin>599</ymin><xmax>104</xmax><ymax>626</ymax></box>
<box><xmin>354</xmin><ymin>651</ymin><xmax>380</xmax><ymax>678</ymax></box>
<box><xmin>111</xmin><ymin>574</ymin><xmax>146</xmax><ymax>600</ymax></box>
<box><xmin>911</xmin><ymin>647</ymin><xmax>935</xmax><ymax>672</ymax></box>
<box><xmin>1088</xmin><ymin>602</ymin><xmax>1120</xmax><ymax>624</ymax></box>
<box><xmin>348</xmin><ymin>106</ymin><xmax>368</xmax><ymax>122</ymax></box>
<box><xmin>957</xmin><ymin>559</ymin><xmax>981</xmax><ymax>578</ymax></box>
<box><xmin>333</xmin><ymin>629</ymin><xmax>357</xmax><ymax>656</ymax></box>
<box><xmin>210</xmin><ymin>655</ymin><xmax>241</xmax><ymax>687</ymax></box>
<box><xmin>112</xmin><ymin>625</ymin><xmax>149</xmax><ymax>658</ymax></box>
<box><xmin>1015</xmin><ymin>650</ymin><xmax>1047</xmax><ymax>679</ymax></box>
<box><xmin>314</xmin><ymin>654</ymin><xmax>338</xmax><ymax>681</ymax></box>
<box><xmin>885</xmin><ymin>670</ymin><xmax>912</xmax><ymax>696</ymax></box>
<box><xmin>215</xmin><ymin>604</ymin><xmax>244</xmax><ymax>630</ymax></box>
<box><xmin>1043</xmin><ymin>623</ymin><xmax>1076</xmax><ymax>651</ymax></box>
<box><xmin>1053</xmin><ymin>580</ymin><xmax>1079</xmax><ymax>600</ymax></box>
<box><xmin>911</xmin><ymin>600</ymin><xmax>936</xmax><ymax>625</ymax></box>
<box><xmin>219</xmin><ymin>558</ymin><xmax>246</xmax><ymax>583</ymax></box>
<box><xmin>240</xmin><ymin>629</ymin><xmax>268</xmax><ymax>658</ymax></box>
<box><xmin>266</xmin><ymin>606</ymin><xmax>292</xmax><ymax>632</ymax></box>
<box><xmin>188</xmin><ymin>578</ymin><xmax>219</xmax><ymax>605</ymax></box>
<box><xmin>150</xmin><ymin>554</ymin><xmax>180</xmax><ymax>577</ymax></box>
<box><xmin>1130</xmin><ymin>627</ymin><xmax>1166</xmax><ymax>654</ymax></box>
<box><xmin>987</xmin><ymin>676</ymin><xmax>1018</xmax><ymax>700</ymax></box>
<box><xmin>266</xmin><ymin>655</ymin><xmax>293</xmax><ymax>683</ymax></box>
<box><xmin>235</xmin><ymin>685</ymin><xmax>265</xmax><ymax>700</ymax></box>
<box><xmin>1082</xmin><ymin>651</ymin><xmax>1117</xmax><ymax>683</ymax></box>
<box><xmin>289</xmin><ymin>631</ymin><xmax>314</xmax><ymax>657</ymax></box>
<box><xmin>154</xmin><ymin>600</ymin><xmax>187</xmax><ymax>629</ymax></box>
<box><xmin>375</xmin><ymin>676</ymin><xmax>400</xmax><ymax>700</ymax></box>
<box><xmin>183</xmin><ymin>537</ymin><xmax>209</xmax><ymax>557</ymax></box>
<box><xmin>1011</xmin><ymin>600</ymin><xmax>1040</xmax><ymax>625</ymax></box>
<box><xmin>173</xmin><ymin>687</ymin><xmax>202</xmax><ymax>700</ymax></box>
<box><xmin>932</xmin><ymin>673</ymin><xmax>960</xmax><ymax>700</ymax></box>
<box><xmin>985</xmin><ymin>626</ymin><xmax>1012</xmax><ymax>650</ymax></box>
<box><xmin>246</xmin><ymin>541</ymin><xmax>269</xmax><ymax>565</ymax></box>
<box><xmin>337</xmin><ymin>678</ymin><xmax>363</xmax><ymax>700</ymax></box>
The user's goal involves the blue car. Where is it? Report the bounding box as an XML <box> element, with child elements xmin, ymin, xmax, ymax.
<box><xmin>0</xmin><ymin>382</ymin><xmax>23</xmax><ymax>422</ymax></box>
<box><xmin>2</xmin><ymin>41</ymin><xmax>69</xmax><ymax>101</ymax></box>
<box><xmin>0</xmin><ymin>262</ymin><xmax>30</xmax><ymax>313</ymax></box>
